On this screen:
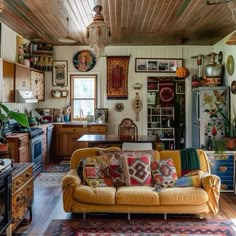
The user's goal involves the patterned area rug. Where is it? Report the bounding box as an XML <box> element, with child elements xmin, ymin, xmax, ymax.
<box><xmin>34</xmin><ymin>173</ymin><xmax>65</xmax><ymax>186</ymax></box>
<box><xmin>43</xmin><ymin>161</ymin><xmax>70</xmax><ymax>173</ymax></box>
<box><xmin>43</xmin><ymin>217</ymin><xmax>236</xmax><ymax>236</ymax></box>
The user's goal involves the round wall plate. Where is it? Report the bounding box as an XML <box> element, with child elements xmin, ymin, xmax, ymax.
<box><xmin>73</xmin><ymin>50</ymin><xmax>96</xmax><ymax>72</ymax></box>
<box><xmin>115</xmin><ymin>103</ymin><xmax>124</xmax><ymax>112</ymax></box>
<box><xmin>226</xmin><ymin>55</ymin><xmax>234</xmax><ymax>76</ymax></box>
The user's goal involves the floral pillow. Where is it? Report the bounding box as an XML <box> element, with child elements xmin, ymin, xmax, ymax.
<box><xmin>151</xmin><ymin>158</ymin><xmax>178</xmax><ymax>188</ymax></box>
<box><xmin>123</xmin><ymin>155</ymin><xmax>152</xmax><ymax>186</ymax></box>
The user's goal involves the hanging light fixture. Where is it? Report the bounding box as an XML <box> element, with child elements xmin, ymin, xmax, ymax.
<box><xmin>86</xmin><ymin>3</ymin><xmax>111</xmax><ymax>58</ymax></box>
<box><xmin>59</xmin><ymin>17</ymin><xmax>77</xmax><ymax>43</ymax></box>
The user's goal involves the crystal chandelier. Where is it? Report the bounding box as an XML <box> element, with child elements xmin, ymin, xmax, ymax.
<box><xmin>86</xmin><ymin>4</ymin><xmax>111</xmax><ymax>58</ymax></box>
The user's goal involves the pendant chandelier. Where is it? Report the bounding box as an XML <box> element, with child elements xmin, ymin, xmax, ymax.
<box><xmin>86</xmin><ymin>4</ymin><xmax>111</xmax><ymax>58</ymax></box>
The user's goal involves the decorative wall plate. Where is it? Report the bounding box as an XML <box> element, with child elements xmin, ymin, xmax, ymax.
<box><xmin>73</xmin><ymin>50</ymin><xmax>96</xmax><ymax>72</ymax></box>
<box><xmin>226</xmin><ymin>55</ymin><xmax>234</xmax><ymax>76</ymax></box>
<box><xmin>160</xmin><ymin>87</ymin><xmax>174</xmax><ymax>102</ymax></box>
<box><xmin>115</xmin><ymin>103</ymin><xmax>124</xmax><ymax>112</ymax></box>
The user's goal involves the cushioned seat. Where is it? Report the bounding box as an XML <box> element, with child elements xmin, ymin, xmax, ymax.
<box><xmin>73</xmin><ymin>185</ymin><xmax>116</xmax><ymax>205</ymax></box>
<box><xmin>159</xmin><ymin>187</ymin><xmax>208</xmax><ymax>205</ymax></box>
<box><xmin>116</xmin><ymin>186</ymin><xmax>160</xmax><ymax>205</ymax></box>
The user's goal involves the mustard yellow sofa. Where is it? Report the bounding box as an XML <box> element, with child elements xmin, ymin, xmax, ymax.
<box><xmin>62</xmin><ymin>147</ymin><xmax>221</xmax><ymax>219</ymax></box>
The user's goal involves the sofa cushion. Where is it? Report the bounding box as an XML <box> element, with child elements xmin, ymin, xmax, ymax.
<box><xmin>116</xmin><ymin>186</ymin><xmax>160</xmax><ymax>205</ymax></box>
<box><xmin>151</xmin><ymin>159</ymin><xmax>178</xmax><ymax>187</ymax></box>
<box><xmin>123</xmin><ymin>155</ymin><xmax>152</xmax><ymax>186</ymax></box>
<box><xmin>159</xmin><ymin>187</ymin><xmax>208</xmax><ymax>205</ymax></box>
<box><xmin>74</xmin><ymin>185</ymin><xmax>116</xmax><ymax>205</ymax></box>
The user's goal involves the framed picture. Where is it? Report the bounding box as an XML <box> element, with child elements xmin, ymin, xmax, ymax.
<box><xmin>176</xmin><ymin>81</ymin><xmax>185</xmax><ymax>94</ymax></box>
<box><xmin>73</xmin><ymin>50</ymin><xmax>96</xmax><ymax>72</ymax></box>
<box><xmin>147</xmin><ymin>92</ymin><xmax>157</xmax><ymax>105</ymax></box>
<box><xmin>52</xmin><ymin>60</ymin><xmax>68</xmax><ymax>86</ymax></box>
<box><xmin>95</xmin><ymin>108</ymin><xmax>109</xmax><ymax>123</ymax></box>
<box><xmin>135</xmin><ymin>58</ymin><xmax>183</xmax><ymax>73</ymax></box>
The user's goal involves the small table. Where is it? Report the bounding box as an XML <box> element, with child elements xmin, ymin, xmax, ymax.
<box><xmin>77</xmin><ymin>134</ymin><xmax>158</xmax><ymax>149</ymax></box>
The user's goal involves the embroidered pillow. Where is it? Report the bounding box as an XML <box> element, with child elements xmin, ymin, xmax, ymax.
<box><xmin>83</xmin><ymin>157</ymin><xmax>107</xmax><ymax>187</ymax></box>
<box><xmin>123</xmin><ymin>155</ymin><xmax>152</xmax><ymax>186</ymax></box>
<box><xmin>151</xmin><ymin>159</ymin><xmax>178</xmax><ymax>187</ymax></box>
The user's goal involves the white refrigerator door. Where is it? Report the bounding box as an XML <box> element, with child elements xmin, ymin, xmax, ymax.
<box><xmin>192</xmin><ymin>86</ymin><xmax>229</xmax><ymax>149</ymax></box>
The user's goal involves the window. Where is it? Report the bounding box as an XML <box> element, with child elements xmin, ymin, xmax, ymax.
<box><xmin>70</xmin><ymin>75</ymin><xmax>97</xmax><ymax>120</ymax></box>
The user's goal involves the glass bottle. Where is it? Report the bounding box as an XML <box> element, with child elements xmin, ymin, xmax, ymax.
<box><xmin>207</xmin><ymin>136</ymin><xmax>213</xmax><ymax>151</ymax></box>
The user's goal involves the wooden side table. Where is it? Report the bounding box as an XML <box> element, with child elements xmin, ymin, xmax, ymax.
<box><xmin>11</xmin><ymin>163</ymin><xmax>34</xmax><ymax>231</ymax></box>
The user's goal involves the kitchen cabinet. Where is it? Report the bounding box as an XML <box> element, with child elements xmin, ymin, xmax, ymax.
<box><xmin>0</xmin><ymin>58</ymin><xmax>15</xmax><ymax>102</ymax></box>
<box><xmin>30</xmin><ymin>69</ymin><xmax>45</xmax><ymax>101</ymax></box>
<box><xmin>53</xmin><ymin>124</ymin><xmax>107</xmax><ymax>160</ymax></box>
<box><xmin>15</xmin><ymin>63</ymin><xmax>31</xmax><ymax>90</ymax></box>
<box><xmin>6</xmin><ymin>133</ymin><xmax>30</xmax><ymax>163</ymax></box>
<box><xmin>11</xmin><ymin>163</ymin><xmax>34</xmax><ymax>231</ymax></box>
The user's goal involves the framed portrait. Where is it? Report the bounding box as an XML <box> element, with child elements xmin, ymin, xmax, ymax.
<box><xmin>52</xmin><ymin>60</ymin><xmax>68</xmax><ymax>86</ymax></box>
<box><xmin>176</xmin><ymin>81</ymin><xmax>185</xmax><ymax>94</ymax></box>
<box><xmin>95</xmin><ymin>108</ymin><xmax>109</xmax><ymax>123</ymax></box>
<box><xmin>135</xmin><ymin>58</ymin><xmax>183</xmax><ymax>73</ymax></box>
<box><xmin>73</xmin><ymin>50</ymin><xmax>96</xmax><ymax>72</ymax></box>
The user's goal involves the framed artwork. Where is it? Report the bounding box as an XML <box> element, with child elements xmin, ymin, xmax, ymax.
<box><xmin>147</xmin><ymin>92</ymin><xmax>157</xmax><ymax>105</ymax></box>
<box><xmin>73</xmin><ymin>50</ymin><xmax>96</xmax><ymax>72</ymax></box>
<box><xmin>107</xmin><ymin>56</ymin><xmax>130</xmax><ymax>99</ymax></box>
<box><xmin>95</xmin><ymin>108</ymin><xmax>109</xmax><ymax>123</ymax></box>
<box><xmin>52</xmin><ymin>60</ymin><xmax>68</xmax><ymax>86</ymax></box>
<box><xmin>176</xmin><ymin>81</ymin><xmax>185</xmax><ymax>94</ymax></box>
<box><xmin>135</xmin><ymin>58</ymin><xmax>183</xmax><ymax>73</ymax></box>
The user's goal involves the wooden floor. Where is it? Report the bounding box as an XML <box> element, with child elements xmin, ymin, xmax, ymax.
<box><xmin>12</xmin><ymin>174</ymin><xmax>236</xmax><ymax>236</ymax></box>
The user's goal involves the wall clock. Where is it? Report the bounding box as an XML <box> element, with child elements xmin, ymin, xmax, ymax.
<box><xmin>73</xmin><ymin>50</ymin><xmax>96</xmax><ymax>72</ymax></box>
<box><xmin>226</xmin><ymin>55</ymin><xmax>234</xmax><ymax>76</ymax></box>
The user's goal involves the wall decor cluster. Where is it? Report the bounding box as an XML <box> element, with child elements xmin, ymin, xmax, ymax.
<box><xmin>52</xmin><ymin>60</ymin><xmax>68</xmax><ymax>86</ymax></box>
<box><xmin>107</xmin><ymin>56</ymin><xmax>130</xmax><ymax>99</ymax></box>
<box><xmin>135</xmin><ymin>58</ymin><xmax>183</xmax><ymax>73</ymax></box>
<box><xmin>73</xmin><ymin>50</ymin><xmax>96</xmax><ymax>72</ymax></box>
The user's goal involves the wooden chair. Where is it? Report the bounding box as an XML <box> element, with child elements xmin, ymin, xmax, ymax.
<box><xmin>118</xmin><ymin>118</ymin><xmax>138</xmax><ymax>141</ymax></box>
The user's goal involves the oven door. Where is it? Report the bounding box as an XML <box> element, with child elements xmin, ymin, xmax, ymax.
<box><xmin>31</xmin><ymin>135</ymin><xmax>43</xmax><ymax>165</ymax></box>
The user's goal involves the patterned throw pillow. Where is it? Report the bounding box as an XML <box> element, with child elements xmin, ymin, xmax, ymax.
<box><xmin>123</xmin><ymin>155</ymin><xmax>152</xmax><ymax>186</ymax></box>
<box><xmin>151</xmin><ymin>159</ymin><xmax>178</xmax><ymax>187</ymax></box>
<box><xmin>83</xmin><ymin>157</ymin><xmax>107</xmax><ymax>187</ymax></box>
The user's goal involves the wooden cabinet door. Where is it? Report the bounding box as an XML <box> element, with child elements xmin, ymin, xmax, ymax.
<box><xmin>19</xmin><ymin>144</ymin><xmax>29</xmax><ymax>163</ymax></box>
<box><xmin>30</xmin><ymin>69</ymin><xmax>45</xmax><ymax>101</ymax></box>
<box><xmin>55</xmin><ymin>132</ymin><xmax>73</xmax><ymax>158</ymax></box>
<box><xmin>3</xmin><ymin>60</ymin><xmax>15</xmax><ymax>102</ymax></box>
<box><xmin>15</xmin><ymin>64</ymin><xmax>31</xmax><ymax>90</ymax></box>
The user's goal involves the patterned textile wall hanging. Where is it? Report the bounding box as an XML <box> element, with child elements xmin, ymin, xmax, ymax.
<box><xmin>107</xmin><ymin>56</ymin><xmax>130</xmax><ymax>99</ymax></box>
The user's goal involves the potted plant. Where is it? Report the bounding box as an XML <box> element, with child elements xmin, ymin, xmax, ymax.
<box><xmin>215</xmin><ymin>102</ymin><xmax>236</xmax><ymax>149</ymax></box>
<box><xmin>0</xmin><ymin>103</ymin><xmax>30</xmax><ymax>151</ymax></box>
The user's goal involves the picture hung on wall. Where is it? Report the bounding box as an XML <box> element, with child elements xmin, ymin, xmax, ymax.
<box><xmin>73</xmin><ymin>50</ymin><xmax>96</xmax><ymax>72</ymax></box>
<box><xmin>135</xmin><ymin>58</ymin><xmax>183</xmax><ymax>73</ymax></box>
<box><xmin>176</xmin><ymin>81</ymin><xmax>185</xmax><ymax>94</ymax></box>
<box><xmin>52</xmin><ymin>60</ymin><xmax>68</xmax><ymax>86</ymax></box>
<box><xmin>107</xmin><ymin>56</ymin><xmax>130</xmax><ymax>99</ymax></box>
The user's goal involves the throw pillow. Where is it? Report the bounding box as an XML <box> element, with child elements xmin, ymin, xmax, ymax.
<box><xmin>151</xmin><ymin>158</ymin><xmax>178</xmax><ymax>187</ymax></box>
<box><xmin>123</xmin><ymin>155</ymin><xmax>152</xmax><ymax>186</ymax></box>
<box><xmin>174</xmin><ymin>174</ymin><xmax>201</xmax><ymax>187</ymax></box>
<box><xmin>83</xmin><ymin>157</ymin><xmax>107</xmax><ymax>187</ymax></box>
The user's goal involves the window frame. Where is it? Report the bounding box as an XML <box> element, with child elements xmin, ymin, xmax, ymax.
<box><xmin>70</xmin><ymin>74</ymin><xmax>97</xmax><ymax>121</ymax></box>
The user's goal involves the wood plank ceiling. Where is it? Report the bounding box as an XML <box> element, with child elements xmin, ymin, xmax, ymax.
<box><xmin>0</xmin><ymin>0</ymin><xmax>236</xmax><ymax>46</ymax></box>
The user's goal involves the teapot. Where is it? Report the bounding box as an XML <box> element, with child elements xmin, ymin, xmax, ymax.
<box><xmin>53</xmin><ymin>91</ymin><xmax>61</xmax><ymax>98</ymax></box>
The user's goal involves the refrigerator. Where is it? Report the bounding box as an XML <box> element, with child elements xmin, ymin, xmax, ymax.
<box><xmin>192</xmin><ymin>86</ymin><xmax>229</xmax><ymax>149</ymax></box>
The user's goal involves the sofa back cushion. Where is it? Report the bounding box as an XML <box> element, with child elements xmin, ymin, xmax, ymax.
<box><xmin>159</xmin><ymin>149</ymin><xmax>210</xmax><ymax>178</ymax></box>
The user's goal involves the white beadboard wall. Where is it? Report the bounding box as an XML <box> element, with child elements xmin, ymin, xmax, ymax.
<box><xmin>36</xmin><ymin>45</ymin><xmax>214</xmax><ymax>147</ymax></box>
<box><xmin>2</xmin><ymin>22</ymin><xmax>236</xmax><ymax>147</ymax></box>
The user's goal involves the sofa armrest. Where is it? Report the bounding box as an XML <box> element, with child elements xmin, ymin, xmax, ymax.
<box><xmin>201</xmin><ymin>172</ymin><xmax>221</xmax><ymax>215</ymax></box>
<box><xmin>62</xmin><ymin>169</ymin><xmax>81</xmax><ymax>212</ymax></box>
